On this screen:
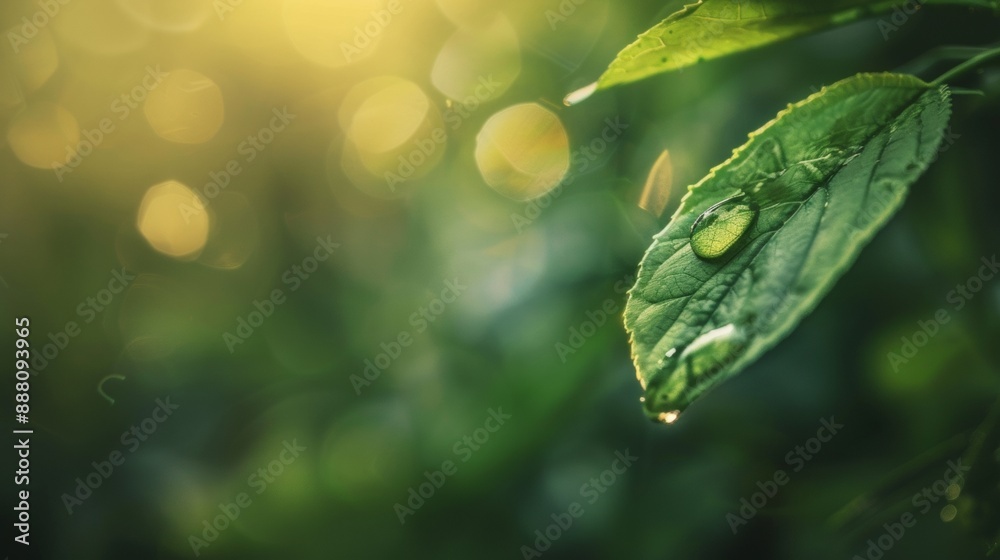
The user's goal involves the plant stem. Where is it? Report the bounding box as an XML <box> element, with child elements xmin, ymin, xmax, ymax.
<box><xmin>932</xmin><ymin>45</ymin><xmax>1000</xmax><ymax>86</ymax></box>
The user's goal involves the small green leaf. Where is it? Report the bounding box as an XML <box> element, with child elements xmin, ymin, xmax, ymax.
<box><xmin>625</xmin><ymin>73</ymin><xmax>952</xmax><ymax>422</ymax></box>
<box><xmin>596</xmin><ymin>0</ymin><xmax>999</xmax><ymax>90</ymax></box>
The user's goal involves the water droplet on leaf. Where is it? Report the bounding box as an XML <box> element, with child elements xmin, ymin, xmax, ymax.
<box><xmin>679</xmin><ymin>324</ymin><xmax>747</xmax><ymax>376</ymax></box>
<box><xmin>642</xmin><ymin>324</ymin><xmax>747</xmax><ymax>422</ymax></box>
<box><xmin>690</xmin><ymin>197</ymin><xmax>757</xmax><ymax>259</ymax></box>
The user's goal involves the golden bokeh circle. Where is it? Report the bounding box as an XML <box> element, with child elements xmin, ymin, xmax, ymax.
<box><xmin>475</xmin><ymin>103</ymin><xmax>570</xmax><ymax>201</ymax></box>
<box><xmin>143</xmin><ymin>69</ymin><xmax>225</xmax><ymax>144</ymax></box>
<box><xmin>136</xmin><ymin>180</ymin><xmax>211</xmax><ymax>259</ymax></box>
<box><xmin>7</xmin><ymin>102</ymin><xmax>80</xmax><ymax>170</ymax></box>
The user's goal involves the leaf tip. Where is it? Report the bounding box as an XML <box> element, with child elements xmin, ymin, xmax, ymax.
<box><xmin>563</xmin><ymin>82</ymin><xmax>598</xmax><ymax>107</ymax></box>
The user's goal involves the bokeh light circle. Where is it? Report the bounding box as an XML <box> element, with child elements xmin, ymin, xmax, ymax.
<box><xmin>341</xmin><ymin>77</ymin><xmax>431</xmax><ymax>154</ymax></box>
<box><xmin>475</xmin><ymin>103</ymin><xmax>570</xmax><ymax>201</ymax></box>
<box><xmin>115</xmin><ymin>0</ymin><xmax>214</xmax><ymax>32</ymax></box>
<box><xmin>282</xmin><ymin>0</ymin><xmax>389</xmax><ymax>68</ymax></box>
<box><xmin>431</xmin><ymin>15</ymin><xmax>520</xmax><ymax>102</ymax></box>
<box><xmin>136</xmin><ymin>180</ymin><xmax>210</xmax><ymax>259</ymax></box>
<box><xmin>335</xmin><ymin>77</ymin><xmax>446</xmax><ymax>197</ymax></box>
<box><xmin>7</xmin><ymin>102</ymin><xmax>80</xmax><ymax>170</ymax></box>
<box><xmin>143</xmin><ymin>69</ymin><xmax>225</xmax><ymax>144</ymax></box>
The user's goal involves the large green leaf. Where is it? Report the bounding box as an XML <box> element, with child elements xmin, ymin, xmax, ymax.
<box><xmin>595</xmin><ymin>0</ymin><xmax>999</xmax><ymax>90</ymax></box>
<box><xmin>624</xmin><ymin>73</ymin><xmax>952</xmax><ymax>422</ymax></box>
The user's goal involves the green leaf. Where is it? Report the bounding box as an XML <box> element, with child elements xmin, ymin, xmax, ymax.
<box><xmin>624</xmin><ymin>73</ymin><xmax>952</xmax><ymax>422</ymax></box>
<box><xmin>595</xmin><ymin>0</ymin><xmax>999</xmax><ymax>91</ymax></box>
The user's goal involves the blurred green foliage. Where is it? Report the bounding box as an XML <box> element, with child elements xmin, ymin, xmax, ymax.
<box><xmin>0</xmin><ymin>0</ymin><xmax>999</xmax><ymax>559</ymax></box>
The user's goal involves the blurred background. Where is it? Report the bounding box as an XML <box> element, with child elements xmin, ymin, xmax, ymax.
<box><xmin>1</xmin><ymin>0</ymin><xmax>999</xmax><ymax>558</ymax></box>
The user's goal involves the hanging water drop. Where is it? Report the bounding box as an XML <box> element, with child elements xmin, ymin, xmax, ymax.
<box><xmin>689</xmin><ymin>197</ymin><xmax>758</xmax><ymax>259</ymax></box>
<box><xmin>658</xmin><ymin>410</ymin><xmax>680</xmax><ymax>424</ymax></box>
